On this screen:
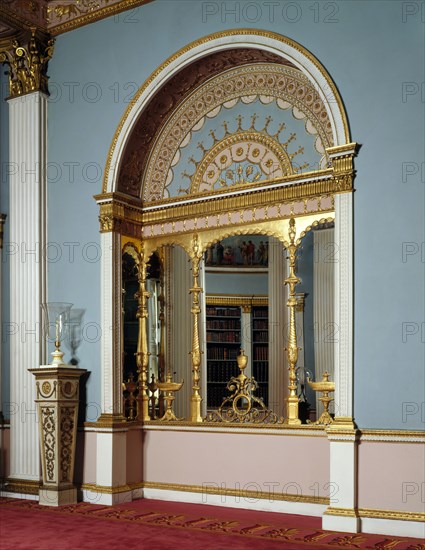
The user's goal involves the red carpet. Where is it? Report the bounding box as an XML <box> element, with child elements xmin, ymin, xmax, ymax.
<box><xmin>0</xmin><ymin>497</ymin><xmax>423</xmax><ymax>549</ymax></box>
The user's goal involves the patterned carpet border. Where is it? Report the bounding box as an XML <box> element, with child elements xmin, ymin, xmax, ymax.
<box><xmin>0</xmin><ymin>498</ymin><xmax>423</xmax><ymax>549</ymax></box>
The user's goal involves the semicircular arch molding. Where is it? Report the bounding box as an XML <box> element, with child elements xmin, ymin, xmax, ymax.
<box><xmin>103</xmin><ymin>30</ymin><xmax>351</xmax><ymax>201</ymax></box>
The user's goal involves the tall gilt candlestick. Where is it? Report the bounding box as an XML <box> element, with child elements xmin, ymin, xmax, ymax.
<box><xmin>284</xmin><ymin>219</ymin><xmax>302</xmax><ymax>425</ymax></box>
<box><xmin>135</xmin><ymin>251</ymin><xmax>151</xmax><ymax>422</ymax></box>
<box><xmin>189</xmin><ymin>235</ymin><xmax>203</xmax><ymax>422</ymax></box>
<box><xmin>157</xmin><ymin>246</ymin><xmax>166</xmax><ymax>417</ymax></box>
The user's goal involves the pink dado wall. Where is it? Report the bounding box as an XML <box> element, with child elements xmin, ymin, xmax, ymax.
<box><xmin>358</xmin><ymin>441</ymin><xmax>425</xmax><ymax>513</ymax></box>
<box><xmin>143</xmin><ymin>429</ymin><xmax>330</xmax><ymax>501</ymax></box>
<box><xmin>126</xmin><ymin>427</ymin><xmax>143</xmax><ymax>485</ymax></box>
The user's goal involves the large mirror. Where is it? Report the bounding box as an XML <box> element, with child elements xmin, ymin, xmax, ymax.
<box><xmin>121</xmin><ymin>223</ymin><xmax>335</xmax><ymax>423</ymax></box>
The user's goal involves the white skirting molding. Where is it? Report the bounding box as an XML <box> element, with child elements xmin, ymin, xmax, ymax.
<box><xmin>0</xmin><ymin>491</ymin><xmax>39</xmax><ymax>501</ymax></box>
<box><xmin>322</xmin><ymin>512</ymin><xmax>359</xmax><ymax>534</ymax></box>
<box><xmin>142</xmin><ymin>487</ymin><xmax>327</xmax><ymax>517</ymax></box>
<box><xmin>81</xmin><ymin>488</ymin><xmax>133</xmax><ymax>506</ymax></box>
<box><xmin>359</xmin><ymin>517</ymin><xmax>425</xmax><ymax>539</ymax></box>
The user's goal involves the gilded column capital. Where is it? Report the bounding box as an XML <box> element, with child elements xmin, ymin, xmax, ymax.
<box><xmin>326</xmin><ymin>142</ymin><xmax>360</xmax><ymax>193</ymax></box>
<box><xmin>95</xmin><ymin>192</ymin><xmax>143</xmax><ymax>237</ymax></box>
<box><xmin>0</xmin><ymin>214</ymin><xmax>6</xmax><ymax>249</ymax></box>
<box><xmin>0</xmin><ymin>28</ymin><xmax>54</xmax><ymax>99</ymax></box>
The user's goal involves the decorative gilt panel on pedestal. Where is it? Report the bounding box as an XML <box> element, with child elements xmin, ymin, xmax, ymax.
<box><xmin>29</xmin><ymin>367</ymin><xmax>86</xmax><ymax>506</ymax></box>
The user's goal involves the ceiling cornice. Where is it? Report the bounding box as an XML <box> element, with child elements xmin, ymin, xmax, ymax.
<box><xmin>0</xmin><ymin>0</ymin><xmax>154</xmax><ymax>39</ymax></box>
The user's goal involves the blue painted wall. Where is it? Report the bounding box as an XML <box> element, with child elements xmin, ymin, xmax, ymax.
<box><xmin>2</xmin><ymin>0</ymin><xmax>423</xmax><ymax>427</ymax></box>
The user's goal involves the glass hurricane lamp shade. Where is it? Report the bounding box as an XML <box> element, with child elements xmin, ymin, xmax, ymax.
<box><xmin>41</xmin><ymin>302</ymin><xmax>73</xmax><ymax>365</ymax></box>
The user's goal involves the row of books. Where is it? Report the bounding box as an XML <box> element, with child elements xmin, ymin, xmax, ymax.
<box><xmin>207</xmin><ymin>347</ymin><xmax>240</xmax><ymax>360</ymax></box>
<box><xmin>253</xmin><ymin>362</ymin><xmax>269</xmax><ymax>383</ymax></box>
<box><xmin>253</xmin><ymin>320</ymin><xmax>268</xmax><ymax>330</ymax></box>
<box><xmin>254</xmin><ymin>346</ymin><xmax>269</xmax><ymax>360</ymax></box>
<box><xmin>253</xmin><ymin>308</ymin><xmax>268</xmax><ymax>318</ymax></box>
<box><xmin>207</xmin><ymin>362</ymin><xmax>239</xmax><ymax>383</ymax></box>
<box><xmin>206</xmin><ymin>332</ymin><xmax>241</xmax><ymax>343</ymax></box>
<box><xmin>206</xmin><ymin>307</ymin><xmax>240</xmax><ymax>317</ymax></box>
<box><xmin>253</xmin><ymin>331</ymin><xmax>268</xmax><ymax>343</ymax></box>
<box><xmin>206</xmin><ymin>319</ymin><xmax>241</xmax><ymax>330</ymax></box>
<box><xmin>207</xmin><ymin>385</ymin><xmax>229</xmax><ymax>408</ymax></box>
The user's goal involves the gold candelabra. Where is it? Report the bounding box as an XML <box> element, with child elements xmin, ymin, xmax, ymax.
<box><xmin>308</xmin><ymin>371</ymin><xmax>335</xmax><ymax>425</ymax></box>
<box><xmin>284</xmin><ymin>218</ymin><xmax>301</xmax><ymax>425</ymax></box>
<box><xmin>157</xmin><ymin>372</ymin><xmax>184</xmax><ymax>421</ymax></box>
<box><xmin>189</xmin><ymin>235</ymin><xmax>203</xmax><ymax>422</ymax></box>
<box><xmin>135</xmin><ymin>247</ymin><xmax>151</xmax><ymax>422</ymax></box>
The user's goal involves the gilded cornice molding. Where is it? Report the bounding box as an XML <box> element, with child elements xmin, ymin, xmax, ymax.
<box><xmin>0</xmin><ymin>27</ymin><xmax>54</xmax><ymax>98</ymax></box>
<box><xmin>206</xmin><ymin>295</ymin><xmax>268</xmax><ymax>308</ymax></box>
<box><xmin>326</xmin><ymin>416</ymin><xmax>358</xmax><ymax>440</ymax></box>
<box><xmin>95</xmin><ymin>164</ymin><xmax>350</xmax><ymax>237</ymax></box>
<box><xmin>0</xmin><ymin>0</ymin><xmax>154</xmax><ymax>37</ymax></box>
<box><xmin>0</xmin><ymin>214</ymin><xmax>7</xmax><ymax>249</ymax></box>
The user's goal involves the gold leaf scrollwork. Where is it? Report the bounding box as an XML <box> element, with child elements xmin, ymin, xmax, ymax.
<box><xmin>207</xmin><ymin>350</ymin><xmax>283</xmax><ymax>424</ymax></box>
<box><xmin>60</xmin><ymin>407</ymin><xmax>74</xmax><ymax>482</ymax></box>
<box><xmin>0</xmin><ymin>28</ymin><xmax>55</xmax><ymax>98</ymax></box>
<box><xmin>99</xmin><ymin>214</ymin><xmax>114</xmax><ymax>232</ymax></box>
<box><xmin>42</xmin><ymin>407</ymin><xmax>56</xmax><ymax>481</ymax></box>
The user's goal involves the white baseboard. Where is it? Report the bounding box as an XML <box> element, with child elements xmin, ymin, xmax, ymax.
<box><xmin>81</xmin><ymin>488</ymin><xmax>132</xmax><ymax>506</ymax></box>
<box><xmin>142</xmin><ymin>487</ymin><xmax>327</xmax><ymax>517</ymax></box>
<box><xmin>0</xmin><ymin>491</ymin><xmax>39</xmax><ymax>501</ymax></box>
<box><xmin>359</xmin><ymin>516</ymin><xmax>425</xmax><ymax>539</ymax></box>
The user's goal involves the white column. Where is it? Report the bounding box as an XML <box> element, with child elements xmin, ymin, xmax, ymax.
<box><xmin>0</xmin><ymin>215</ymin><xmax>5</xmax><ymax>423</ymax></box>
<box><xmin>171</xmin><ymin>246</ymin><xmax>192</xmax><ymax>419</ymax></box>
<box><xmin>95</xmin><ymin>230</ymin><xmax>130</xmax><ymax>504</ymax></box>
<box><xmin>100</xmin><ymin>231</ymin><xmax>123</xmax><ymax>417</ymax></box>
<box><xmin>322</xmin><ymin>192</ymin><xmax>358</xmax><ymax>533</ymax></box>
<box><xmin>322</xmin><ymin>432</ymin><xmax>359</xmax><ymax>532</ymax></box>
<box><xmin>268</xmin><ymin>237</ymin><xmax>287</xmax><ymax>416</ymax></box>
<box><xmin>313</xmin><ymin>228</ymin><xmax>335</xmax><ymax>416</ymax></box>
<box><xmin>333</xmin><ymin>193</ymin><xmax>353</xmax><ymax>420</ymax></box>
<box><xmin>0</xmin><ymin>215</ymin><xmax>5</xmax><ymax>482</ymax></box>
<box><xmin>8</xmin><ymin>92</ymin><xmax>47</xmax><ymax>485</ymax></box>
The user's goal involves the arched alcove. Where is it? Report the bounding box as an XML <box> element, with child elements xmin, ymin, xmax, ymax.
<box><xmin>96</xmin><ymin>29</ymin><xmax>357</xmax><ymax>431</ymax></box>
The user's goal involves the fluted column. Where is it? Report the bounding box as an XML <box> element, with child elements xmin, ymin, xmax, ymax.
<box><xmin>0</xmin><ymin>214</ymin><xmax>6</xmax><ymax>424</ymax></box>
<box><xmin>0</xmin><ymin>214</ymin><xmax>6</xmax><ymax>484</ymax></box>
<box><xmin>99</xmin><ymin>230</ymin><xmax>124</xmax><ymax>419</ymax></box>
<box><xmin>333</xmin><ymin>193</ymin><xmax>353</xmax><ymax>420</ymax></box>
<box><xmin>268</xmin><ymin>237</ymin><xmax>287</xmax><ymax>416</ymax></box>
<box><xmin>171</xmin><ymin>246</ymin><xmax>192</xmax><ymax>419</ymax></box>
<box><xmin>313</xmin><ymin>228</ymin><xmax>335</xmax><ymax>417</ymax></box>
<box><xmin>7</xmin><ymin>92</ymin><xmax>47</xmax><ymax>487</ymax></box>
